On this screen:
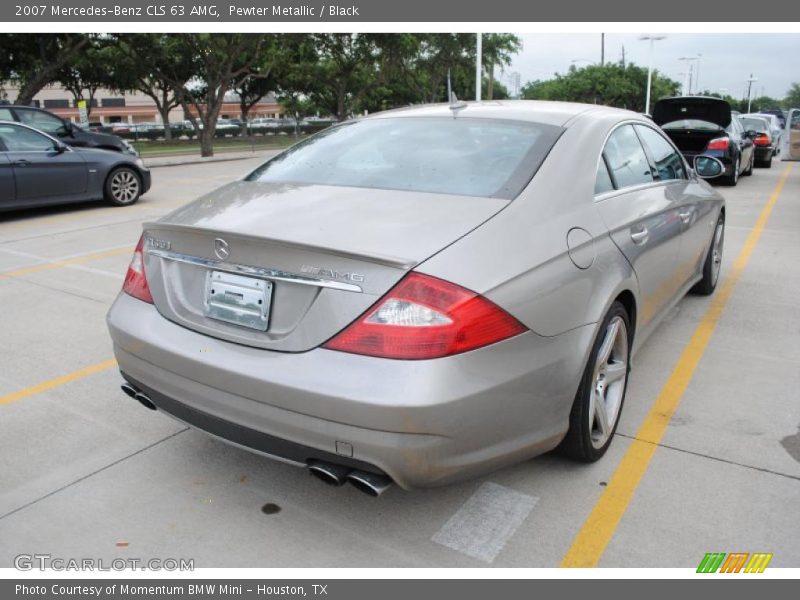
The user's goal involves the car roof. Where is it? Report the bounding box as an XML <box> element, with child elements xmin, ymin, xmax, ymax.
<box><xmin>362</xmin><ymin>100</ymin><xmax>642</xmax><ymax>127</ymax></box>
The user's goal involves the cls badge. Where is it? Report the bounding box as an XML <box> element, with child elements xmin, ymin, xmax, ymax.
<box><xmin>214</xmin><ymin>238</ymin><xmax>230</xmax><ymax>261</ymax></box>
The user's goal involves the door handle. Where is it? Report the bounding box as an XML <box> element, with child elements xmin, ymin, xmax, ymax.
<box><xmin>630</xmin><ymin>228</ymin><xmax>649</xmax><ymax>245</ymax></box>
<box><xmin>12</xmin><ymin>159</ymin><xmax>30</xmax><ymax>167</ymax></box>
<box><xmin>679</xmin><ymin>210</ymin><xmax>692</xmax><ymax>224</ymax></box>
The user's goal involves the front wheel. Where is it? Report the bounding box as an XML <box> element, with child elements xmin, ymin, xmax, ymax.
<box><xmin>104</xmin><ymin>167</ymin><xmax>142</xmax><ymax>206</ymax></box>
<box><xmin>691</xmin><ymin>215</ymin><xmax>725</xmax><ymax>296</ymax></box>
<box><xmin>558</xmin><ymin>302</ymin><xmax>631</xmax><ymax>462</ymax></box>
<box><xmin>722</xmin><ymin>156</ymin><xmax>740</xmax><ymax>186</ymax></box>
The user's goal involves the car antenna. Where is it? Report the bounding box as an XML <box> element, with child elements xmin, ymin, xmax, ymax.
<box><xmin>449</xmin><ymin>92</ymin><xmax>467</xmax><ymax>116</ymax></box>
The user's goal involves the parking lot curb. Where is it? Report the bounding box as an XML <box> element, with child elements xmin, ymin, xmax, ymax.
<box><xmin>143</xmin><ymin>149</ymin><xmax>281</xmax><ymax>168</ymax></box>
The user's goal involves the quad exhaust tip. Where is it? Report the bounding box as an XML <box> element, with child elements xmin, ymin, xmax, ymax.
<box><xmin>346</xmin><ymin>470</ymin><xmax>393</xmax><ymax>497</ymax></box>
<box><xmin>307</xmin><ymin>461</ymin><xmax>393</xmax><ymax>496</ymax></box>
<box><xmin>120</xmin><ymin>383</ymin><xmax>157</xmax><ymax>411</ymax></box>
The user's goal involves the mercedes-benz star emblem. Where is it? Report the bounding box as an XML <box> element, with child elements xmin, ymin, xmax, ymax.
<box><xmin>214</xmin><ymin>238</ymin><xmax>230</xmax><ymax>261</ymax></box>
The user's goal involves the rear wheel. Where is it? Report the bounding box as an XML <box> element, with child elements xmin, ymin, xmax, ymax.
<box><xmin>691</xmin><ymin>215</ymin><xmax>725</xmax><ymax>296</ymax></box>
<box><xmin>558</xmin><ymin>302</ymin><xmax>631</xmax><ymax>462</ymax></box>
<box><xmin>104</xmin><ymin>167</ymin><xmax>142</xmax><ymax>206</ymax></box>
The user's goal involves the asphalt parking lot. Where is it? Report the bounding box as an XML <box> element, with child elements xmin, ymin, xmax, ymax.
<box><xmin>1</xmin><ymin>155</ymin><xmax>798</xmax><ymax>568</ymax></box>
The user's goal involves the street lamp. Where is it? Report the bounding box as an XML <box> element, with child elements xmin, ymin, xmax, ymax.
<box><xmin>639</xmin><ymin>34</ymin><xmax>667</xmax><ymax>115</ymax></box>
<box><xmin>746</xmin><ymin>75</ymin><xmax>758</xmax><ymax>113</ymax></box>
<box><xmin>678</xmin><ymin>55</ymin><xmax>701</xmax><ymax>94</ymax></box>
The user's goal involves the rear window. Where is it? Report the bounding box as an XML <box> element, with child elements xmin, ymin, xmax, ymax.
<box><xmin>246</xmin><ymin>117</ymin><xmax>563</xmax><ymax>199</ymax></box>
<box><xmin>740</xmin><ymin>118</ymin><xmax>769</xmax><ymax>132</ymax></box>
<box><xmin>661</xmin><ymin>119</ymin><xmax>723</xmax><ymax>131</ymax></box>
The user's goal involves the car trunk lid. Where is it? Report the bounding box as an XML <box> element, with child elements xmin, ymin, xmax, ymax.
<box><xmin>141</xmin><ymin>180</ymin><xmax>508</xmax><ymax>352</ymax></box>
<box><xmin>652</xmin><ymin>96</ymin><xmax>732</xmax><ymax>129</ymax></box>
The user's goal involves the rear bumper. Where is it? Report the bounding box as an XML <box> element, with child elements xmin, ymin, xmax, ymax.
<box><xmin>754</xmin><ymin>147</ymin><xmax>773</xmax><ymax>162</ymax></box>
<box><xmin>106</xmin><ymin>292</ymin><xmax>593</xmax><ymax>489</ymax></box>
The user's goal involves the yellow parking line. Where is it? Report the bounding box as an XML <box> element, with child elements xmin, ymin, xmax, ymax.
<box><xmin>0</xmin><ymin>358</ymin><xmax>118</xmax><ymax>406</ymax></box>
<box><xmin>0</xmin><ymin>246</ymin><xmax>132</xmax><ymax>281</ymax></box>
<box><xmin>561</xmin><ymin>164</ymin><xmax>794</xmax><ymax>568</ymax></box>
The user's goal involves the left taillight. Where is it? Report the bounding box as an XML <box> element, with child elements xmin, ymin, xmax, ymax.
<box><xmin>323</xmin><ymin>272</ymin><xmax>528</xmax><ymax>360</ymax></box>
<box><xmin>122</xmin><ymin>235</ymin><xmax>154</xmax><ymax>304</ymax></box>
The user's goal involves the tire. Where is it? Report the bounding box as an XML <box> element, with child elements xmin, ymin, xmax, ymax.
<box><xmin>691</xmin><ymin>214</ymin><xmax>725</xmax><ymax>296</ymax></box>
<box><xmin>558</xmin><ymin>301</ymin><xmax>631</xmax><ymax>462</ymax></box>
<box><xmin>722</xmin><ymin>156</ymin><xmax>740</xmax><ymax>186</ymax></box>
<box><xmin>743</xmin><ymin>153</ymin><xmax>754</xmax><ymax>176</ymax></box>
<box><xmin>104</xmin><ymin>167</ymin><xmax>142</xmax><ymax>206</ymax></box>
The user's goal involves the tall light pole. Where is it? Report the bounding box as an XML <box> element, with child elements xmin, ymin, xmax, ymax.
<box><xmin>678</xmin><ymin>55</ymin><xmax>700</xmax><ymax>94</ymax></box>
<box><xmin>746</xmin><ymin>74</ymin><xmax>758</xmax><ymax>113</ymax></box>
<box><xmin>639</xmin><ymin>34</ymin><xmax>666</xmax><ymax>115</ymax></box>
<box><xmin>476</xmin><ymin>33</ymin><xmax>483</xmax><ymax>102</ymax></box>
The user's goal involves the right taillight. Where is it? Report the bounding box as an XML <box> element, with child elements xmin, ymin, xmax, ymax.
<box><xmin>323</xmin><ymin>272</ymin><xmax>528</xmax><ymax>360</ymax></box>
<box><xmin>706</xmin><ymin>137</ymin><xmax>730</xmax><ymax>150</ymax></box>
<box><xmin>122</xmin><ymin>234</ymin><xmax>154</xmax><ymax>304</ymax></box>
<box><xmin>754</xmin><ymin>134</ymin><xmax>771</xmax><ymax>146</ymax></box>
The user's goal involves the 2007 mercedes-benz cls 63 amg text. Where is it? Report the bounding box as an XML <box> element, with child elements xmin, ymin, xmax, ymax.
<box><xmin>107</xmin><ymin>101</ymin><xmax>726</xmax><ymax>495</ymax></box>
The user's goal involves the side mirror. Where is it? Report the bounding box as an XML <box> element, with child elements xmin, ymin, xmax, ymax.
<box><xmin>693</xmin><ymin>155</ymin><xmax>724</xmax><ymax>179</ymax></box>
<box><xmin>53</xmin><ymin>142</ymin><xmax>68</xmax><ymax>154</ymax></box>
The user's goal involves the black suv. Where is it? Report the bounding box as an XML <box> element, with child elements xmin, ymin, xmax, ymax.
<box><xmin>0</xmin><ymin>105</ymin><xmax>138</xmax><ymax>156</ymax></box>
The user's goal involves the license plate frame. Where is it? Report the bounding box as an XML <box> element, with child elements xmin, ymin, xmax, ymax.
<box><xmin>204</xmin><ymin>270</ymin><xmax>272</xmax><ymax>331</ymax></box>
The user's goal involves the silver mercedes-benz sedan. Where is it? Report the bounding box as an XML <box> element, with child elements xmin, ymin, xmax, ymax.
<box><xmin>107</xmin><ymin>101</ymin><xmax>725</xmax><ymax>495</ymax></box>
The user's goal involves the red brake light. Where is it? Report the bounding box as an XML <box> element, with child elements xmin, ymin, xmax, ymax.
<box><xmin>754</xmin><ymin>134</ymin><xmax>771</xmax><ymax>146</ymax></box>
<box><xmin>706</xmin><ymin>138</ymin><xmax>729</xmax><ymax>150</ymax></box>
<box><xmin>323</xmin><ymin>272</ymin><xmax>528</xmax><ymax>360</ymax></box>
<box><xmin>122</xmin><ymin>235</ymin><xmax>154</xmax><ymax>304</ymax></box>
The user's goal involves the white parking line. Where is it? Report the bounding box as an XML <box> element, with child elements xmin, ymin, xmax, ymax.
<box><xmin>431</xmin><ymin>482</ymin><xmax>538</xmax><ymax>563</ymax></box>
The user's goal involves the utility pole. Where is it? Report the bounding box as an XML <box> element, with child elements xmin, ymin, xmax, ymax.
<box><xmin>620</xmin><ymin>45</ymin><xmax>626</xmax><ymax>67</ymax></box>
<box><xmin>476</xmin><ymin>33</ymin><xmax>483</xmax><ymax>102</ymax></box>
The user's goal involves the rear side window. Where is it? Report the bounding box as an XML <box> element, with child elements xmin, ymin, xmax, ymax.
<box><xmin>595</xmin><ymin>159</ymin><xmax>614</xmax><ymax>194</ymax></box>
<box><xmin>602</xmin><ymin>125</ymin><xmax>654</xmax><ymax>189</ymax></box>
<box><xmin>634</xmin><ymin>125</ymin><xmax>687</xmax><ymax>181</ymax></box>
<box><xmin>247</xmin><ymin>117</ymin><xmax>564</xmax><ymax>199</ymax></box>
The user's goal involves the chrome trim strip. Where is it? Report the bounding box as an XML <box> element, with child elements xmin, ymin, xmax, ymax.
<box><xmin>148</xmin><ymin>249</ymin><xmax>363</xmax><ymax>293</ymax></box>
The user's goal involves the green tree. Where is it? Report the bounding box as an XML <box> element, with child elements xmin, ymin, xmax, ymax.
<box><xmin>784</xmin><ymin>82</ymin><xmax>800</xmax><ymax>108</ymax></box>
<box><xmin>0</xmin><ymin>34</ymin><xmax>92</xmax><ymax>105</ymax></box>
<box><xmin>522</xmin><ymin>63</ymin><xmax>680</xmax><ymax>112</ymax></box>
<box><xmin>482</xmin><ymin>34</ymin><xmax>521</xmax><ymax>100</ymax></box>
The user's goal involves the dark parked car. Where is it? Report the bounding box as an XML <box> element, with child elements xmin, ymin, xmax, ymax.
<box><xmin>0</xmin><ymin>121</ymin><xmax>150</xmax><ymax>212</ymax></box>
<box><xmin>739</xmin><ymin>115</ymin><xmax>776</xmax><ymax>168</ymax></box>
<box><xmin>0</xmin><ymin>105</ymin><xmax>138</xmax><ymax>156</ymax></box>
<box><xmin>653</xmin><ymin>97</ymin><xmax>754</xmax><ymax>186</ymax></box>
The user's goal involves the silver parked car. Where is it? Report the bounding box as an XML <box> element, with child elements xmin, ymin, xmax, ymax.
<box><xmin>0</xmin><ymin>121</ymin><xmax>150</xmax><ymax>211</ymax></box>
<box><xmin>107</xmin><ymin>101</ymin><xmax>725</xmax><ymax>494</ymax></box>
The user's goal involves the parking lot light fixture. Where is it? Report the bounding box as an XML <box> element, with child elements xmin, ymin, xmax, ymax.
<box><xmin>639</xmin><ymin>35</ymin><xmax>667</xmax><ymax>115</ymax></box>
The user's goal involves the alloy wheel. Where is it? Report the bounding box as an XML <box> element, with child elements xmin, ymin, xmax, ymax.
<box><xmin>110</xmin><ymin>170</ymin><xmax>140</xmax><ymax>204</ymax></box>
<box><xmin>589</xmin><ymin>316</ymin><xmax>629</xmax><ymax>449</ymax></box>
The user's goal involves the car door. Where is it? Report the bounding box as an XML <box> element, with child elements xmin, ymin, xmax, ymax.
<box><xmin>0</xmin><ymin>124</ymin><xmax>88</xmax><ymax>202</ymax></box>
<box><xmin>634</xmin><ymin>123</ymin><xmax>717</xmax><ymax>286</ymax></box>
<box><xmin>0</xmin><ymin>149</ymin><xmax>15</xmax><ymax>206</ymax></box>
<box><xmin>787</xmin><ymin>109</ymin><xmax>800</xmax><ymax>161</ymax></box>
<box><xmin>594</xmin><ymin>124</ymin><xmax>685</xmax><ymax>331</ymax></box>
<box><xmin>728</xmin><ymin>117</ymin><xmax>752</xmax><ymax>171</ymax></box>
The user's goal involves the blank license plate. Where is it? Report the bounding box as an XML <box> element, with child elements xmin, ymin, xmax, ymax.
<box><xmin>204</xmin><ymin>271</ymin><xmax>272</xmax><ymax>331</ymax></box>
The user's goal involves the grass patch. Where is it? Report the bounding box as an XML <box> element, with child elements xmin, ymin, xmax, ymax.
<box><xmin>133</xmin><ymin>135</ymin><xmax>305</xmax><ymax>158</ymax></box>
